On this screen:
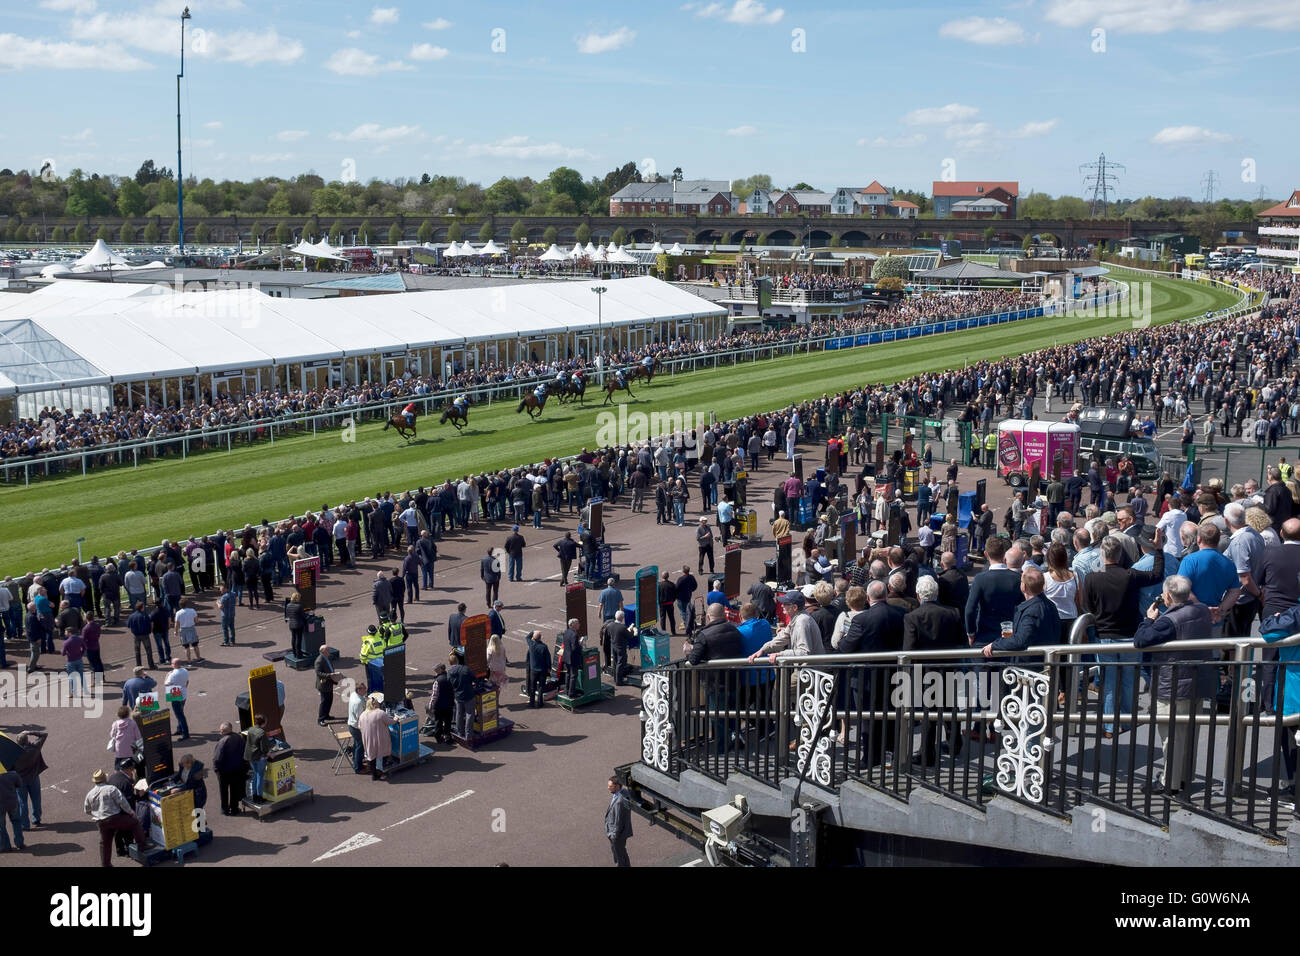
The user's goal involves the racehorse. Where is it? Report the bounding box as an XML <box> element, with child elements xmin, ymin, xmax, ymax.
<box><xmin>557</xmin><ymin>377</ymin><xmax>587</xmax><ymax>405</ymax></box>
<box><xmin>602</xmin><ymin>376</ymin><xmax>636</xmax><ymax>405</ymax></box>
<box><xmin>630</xmin><ymin>355</ymin><xmax>661</xmax><ymax>384</ymax></box>
<box><xmin>383</xmin><ymin>411</ymin><xmax>417</xmax><ymax>441</ymax></box>
<box><xmin>517</xmin><ymin>390</ymin><xmax>549</xmax><ymax>419</ymax></box>
<box><xmin>440</xmin><ymin>398</ymin><xmax>472</xmax><ymax>431</ymax></box>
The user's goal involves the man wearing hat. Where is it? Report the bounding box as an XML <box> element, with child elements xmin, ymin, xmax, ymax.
<box><xmin>696</xmin><ymin>516</ymin><xmax>715</xmax><ymax>575</ymax></box>
<box><xmin>84</xmin><ymin>769</ymin><xmax>146</xmax><ymax>867</ymax></box>
<box><xmin>504</xmin><ymin>525</ymin><xmax>527</xmax><ymax>583</ymax></box>
<box><xmin>747</xmin><ymin>588</ymin><xmax>825</xmax><ymax>663</ymax></box>
<box><xmin>360</xmin><ymin>625</ymin><xmax>386</xmax><ymax>693</ymax></box>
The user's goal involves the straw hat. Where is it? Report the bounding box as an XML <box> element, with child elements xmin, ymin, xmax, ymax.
<box><xmin>91</xmin><ymin>769</ymin><xmax>108</xmax><ymax>784</ymax></box>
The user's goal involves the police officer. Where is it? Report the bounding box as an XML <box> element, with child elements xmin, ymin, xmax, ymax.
<box><xmin>360</xmin><ymin>624</ymin><xmax>386</xmax><ymax>693</ymax></box>
<box><xmin>983</xmin><ymin>430</ymin><xmax>997</xmax><ymax>468</ymax></box>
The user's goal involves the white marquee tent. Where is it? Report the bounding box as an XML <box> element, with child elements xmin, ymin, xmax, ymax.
<box><xmin>0</xmin><ymin>276</ymin><xmax>726</xmax><ymax>416</ymax></box>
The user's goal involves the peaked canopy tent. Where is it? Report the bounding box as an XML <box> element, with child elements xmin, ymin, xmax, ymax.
<box><xmin>0</xmin><ymin>276</ymin><xmax>727</xmax><ymax>417</ymax></box>
<box><xmin>912</xmin><ymin>259</ymin><xmax>1039</xmax><ymax>291</ymax></box>
<box><xmin>72</xmin><ymin>239</ymin><xmax>131</xmax><ymax>271</ymax></box>
<box><xmin>289</xmin><ymin>239</ymin><xmax>347</xmax><ymax>262</ymax></box>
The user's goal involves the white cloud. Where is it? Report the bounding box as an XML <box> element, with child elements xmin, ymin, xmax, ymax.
<box><xmin>0</xmin><ymin>33</ymin><xmax>151</xmax><ymax>71</ymax></box>
<box><xmin>1045</xmin><ymin>0</ymin><xmax>1300</xmax><ymax>33</ymax></box>
<box><xmin>275</xmin><ymin>129</ymin><xmax>309</xmax><ymax>142</ymax></box>
<box><xmin>1150</xmin><ymin>125</ymin><xmax>1234</xmax><ymax>146</ymax></box>
<box><xmin>203</xmin><ymin>120</ymin><xmax>222</xmax><ymax>129</ymax></box>
<box><xmin>462</xmin><ymin>135</ymin><xmax>595</xmax><ymax>161</ymax></box>
<box><xmin>858</xmin><ymin>133</ymin><xmax>927</xmax><ymax>148</ymax></box>
<box><xmin>345</xmin><ymin>29</ymin><xmax>361</xmax><ymax>39</ymax></box>
<box><xmin>409</xmin><ymin>43</ymin><xmax>448</xmax><ymax>60</ymax></box>
<box><xmin>1011</xmin><ymin>118</ymin><xmax>1058</xmax><ymax>137</ymax></box>
<box><xmin>370</xmin><ymin>6</ymin><xmax>399</xmax><ymax>25</ymax></box>
<box><xmin>694</xmin><ymin>0</ymin><xmax>784</xmax><ymax>25</ymax></box>
<box><xmin>423</xmin><ymin>17</ymin><xmax>451</xmax><ymax>30</ymax></box>
<box><xmin>726</xmin><ymin>125</ymin><xmax>758</xmax><ymax>136</ymax></box>
<box><xmin>39</xmin><ymin>0</ymin><xmax>97</xmax><ymax>12</ymax></box>
<box><xmin>192</xmin><ymin>138</ymin><xmax>215</xmax><ymax>149</ymax></box>
<box><xmin>324</xmin><ymin>47</ymin><xmax>412</xmax><ymax>75</ymax></box>
<box><xmin>249</xmin><ymin>152</ymin><xmax>294</xmax><ymax>163</ymax></box>
<box><xmin>939</xmin><ymin>16</ymin><xmax>1027</xmax><ymax>45</ymax></box>
<box><xmin>67</xmin><ymin>14</ymin><xmax>303</xmax><ymax>64</ymax></box>
<box><xmin>62</xmin><ymin>127</ymin><xmax>94</xmax><ymax>142</ymax></box>
<box><xmin>945</xmin><ymin>121</ymin><xmax>994</xmax><ymax>149</ymax></box>
<box><xmin>903</xmin><ymin>103</ymin><xmax>980</xmax><ymax>125</ymax></box>
<box><xmin>577</xmin><ymin>27</ymin><xmax>635</xmax><ymax>54</ymax></box>
<box><xmin>329</xmin><ymin>123</ymin><xmax>421</xmax><ymax>143</ymax></box>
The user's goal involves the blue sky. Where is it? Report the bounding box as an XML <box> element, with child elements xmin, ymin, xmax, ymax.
<box><xmin>2</xmin><ymin>0</ymin><xmax>1295</xmax><ymax>199</ymax></box>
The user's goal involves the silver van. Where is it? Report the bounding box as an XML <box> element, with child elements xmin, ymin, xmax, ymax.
<box><xmin>1077</xmin><ymin>435</ymin><xmax>1163</xmax><ymax>481</ymax></box>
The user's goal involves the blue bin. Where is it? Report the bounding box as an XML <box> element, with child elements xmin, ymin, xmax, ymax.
<box><xmin>929</xmin><ymin>513</ymin><xmax>945</xmax><ymax>533</ymax></box>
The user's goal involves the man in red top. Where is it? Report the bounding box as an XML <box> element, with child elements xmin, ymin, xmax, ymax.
<box><xmin>402</xmin><ymin>402</ymin><xmax>417</xmax><ymax>428</ymax></box>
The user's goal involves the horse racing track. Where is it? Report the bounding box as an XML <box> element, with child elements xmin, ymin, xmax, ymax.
<box><xmin>0</xmin><ymin>272</ymin><xmax>1241</xmax><ymax>573</ymax></box>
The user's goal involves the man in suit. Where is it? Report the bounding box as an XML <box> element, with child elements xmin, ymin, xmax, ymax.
<box><xmin>982</xmin><ymin>566</ymin><xmax>1060</xmax><ymax>662</ymax></box>
<box><xmin>559</xmin><ymin>619</ymin><xmax>583</xmax><ymax>698</ymax></box>
<box><xmin>605</xmin><ymin>777</ymin><xmax>633</xmax><ymax>867</ymax></box>
<box><xmin>480</xmin><ymin>546</ymin><xmax>501</xmax><ymax>606</ymax></box>
<box><xmin>904</xmin><ymin>576</ymin><xmax>966</xmax><ymax>766</ymax></box>
<box><xmin>936</xmin><ymin>551</ymin><xmax>969</xmax><ymax>612</ymax></box>
<box><xmin>603</xmin><ymin>612</ymin><xmax>632</xmax><ymax>685</ymax></box>
<box><xmin>964</xmin><ymin>536</ymin><xmax>1023</xmax><ymax>648</ymax></box>
<box><xmin>447</xmin><ymin>603</ymin><xmax>468</xmax><ymax>649</ymax></box>
<box><xmin>839</xmin><ymin>580</ymin><xmax>905</xmax><ymax>768</ymax></box>
<box><xmin>314</xmin><ymin>644</ymin><xmax>337</xmax><ymax>725</ymax></box>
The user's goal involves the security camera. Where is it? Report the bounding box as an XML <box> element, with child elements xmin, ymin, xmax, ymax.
<box><xmin>702</xmin><ymin>795</ymin><xmax>750</xmax><ymax>865</ymax></box>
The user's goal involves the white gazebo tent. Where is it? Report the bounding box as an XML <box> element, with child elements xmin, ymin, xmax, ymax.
<box><xmin>584</xmin><ymin>242</ymin><xmax>597</xmax><ymax>256</ymax></box>
<box><xmin>608</xmin><ymin>247</ymin><xmax>638</xmax><ymax>265</ymax></box>
<box><xmin>649</xmin><ymin>241</ymin><xmax>665</xmax><ymax>255</ymax></box>
<box><xmin>569</xmin><ymin>243</ymin><xmax>585</xmax><ymax>259</ymax></box>
<box><xmin>442</xmin><ymin>241</ymin><xmax>462</xmax><ymax>258</ymax></box>
<box><xmin>71</xmin><ymin>239</ymin><xmax>131</xmax><ymax>272</ymax></box>
<box><xmin>478</xmin><ymin>239</ymin><xmax>505</xmax><ymax>256</ymax></box>
<box><xmin>539</xmin><ymin>244</ymin><xmax>569</xmax><ymax>262</ymax></box>
<box><xmin>667</xmin><ymin>242</ymin><xmax>685</xmax><ymax>256</ymax></box>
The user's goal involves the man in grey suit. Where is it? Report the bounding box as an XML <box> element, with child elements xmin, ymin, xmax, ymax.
<box><xmin>606</xmin><ymin>776</ymin><xmax>633</xmax><ymax>867</ymax></box>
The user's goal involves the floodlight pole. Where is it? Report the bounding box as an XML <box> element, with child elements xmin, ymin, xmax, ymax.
<box><xmin>177</xmin><ymin>7</ymin><xmax>191</xmax><ymax>260</ymax></box>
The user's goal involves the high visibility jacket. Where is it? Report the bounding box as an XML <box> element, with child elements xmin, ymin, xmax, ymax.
<box><xmin>984</xmin><ymin>433</ymin><xmax>997</xmax><ymax>451</ymax></box>
<box><xmin>1280</xmin><ymin>462</ymin><xmax>1293</xmax><ymax>482</ymax></box>
<box><xmin>385</xmin><ymin>622</ymin><xmax>407</xmax><ymax>650</ymax></box>
<box><xmin>360</xmin><ymin>631</ymin><xmax>386</xmax><ymax>664</ymax></box>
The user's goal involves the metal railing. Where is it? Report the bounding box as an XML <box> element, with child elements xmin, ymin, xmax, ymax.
<box><xmin>640</xmin><ymin>632</ymin><xmax>1300</xmax><ymax>840</ymax></box>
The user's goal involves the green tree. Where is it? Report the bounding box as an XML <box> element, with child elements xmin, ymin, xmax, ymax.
<box><xmin>1022</xmin><ymin>235</ymin><xmax>1033</xmax><ymax>251</ymax></box>
<box><xmin>167</xmin><ymin>221</ymin><xmax>179</xmax><ymax>244</ymax></box>
<box><xmin>195</xmin><ymin>221</ymin><xmax>211</xmax><ymax>243</ymax></box>
<box><xmin>731</xmin><ymin>174</ymin><xmax>772</xmax><ymax>198</ymax></box>
<box><xmin>50</xmin><ymin>226</ymin><xmax>67</xmax><ymax>242</ymax></box>
<box><xmin>142</xmin><ymin>220</ymin><xmax>160</xmax><ymax>243</ymax></box>
<box><xmin>829</xmin><ymin>232</ymin><xmax>841</xmax><ymax>248</ymax></box>
<box><xmin>983</xmin><ymin>226</ymin><xmax>996</xmax><ymax>242</ymax></box>
<box><xmin>875</xmin><ymin>276</ymin><xmax>905</xmax><ymax>292</ymax></box>
<box><xmin>96</xmin><ymin>224</ymin><xmax>112</xmax><ymax>242</ymax></box>
<box><xmin>275</xmin><ymin>220</ymin><xmax>291</xmax><ymax>244</ymax></box>
<box><xmin>756</xmin><ymin>232</ymin><xmax>768</xmax><ymax>246</ymax></box>
<box><xmin>66</xmin><ymin>174</ymin><xmax>113</xmax><ymax>217</ymax></box>
<box><xmin>611</xmin><ymin>226</ymin><xmax>627</xmax><ymax>246</ymax></box>
<box><xmin>543</xmin><ymin>225</ymin><xmax>558</xmax><ymax>245</ymax></box>
<box><xmin>329</xmin><ymin>220</ymin><xmax>344</xmax><ymax>244</ymax></box>
<box><xmin>510</xmin><ymin>219</ymin><xmax>528</xmax><ymax>244</ymax></box>
<box><xmin>358</xmin><ymin>219</ymin><xmax>373</xmax><ymax>244</ymax></box>
<box><xmin>546</xmin><ymin>166</ymin><xmax>587</xmax><ymax>210</ymax></box>
<box><xmin>73</xmin><ymin>223</ymin><xmax>88</xmax><ymax>243</ymax></box>
<box><xmin>871</xmin><ymin>255</ymin><xmax>909</xmax><ymax>281</ymax></box>
<box><xmin>417</xmin><ymin>220</ymin><xmax>433</xmax><ymax>243</ymax></box>
<box><xmin>117</xmin><ymin>178</ymin><xmax>147</xmax><ymax>217</ymax></box>
<box><xmin>249</xmin><ymin>220</ymin><xmax>265</xmax><ymax>243</ymax></box>
<box><xmin>484</xmin><ymin>177</ymin><xmax>526</xmax><ymax>214</ymax></box>
<box><xmin>388</xmin><ymin>222</ymin><xmax>403</xmax><ymax>244</ymax></box>
<box><xmin>446</xmin><ymin>220</ymin><xmax>463</xmax><ymax>241</ymax></box>
<box><xmin>575</xmin><ymin>222</ymin><xmax>591</xmax><ymax>244</ymax></box>
<box><xmin>134</xmin><ymin>159</ymin><xmax>172</xmax><ymax>186</ymax></box>
<box><xmin>478</xmin><ymin>220</ymin><xmax>494</xmax><ymax>243</ymax></box>
<box><xmin>119</xmin><ymin>219</ymin><xmax>136</xmax><ymax>243</ymax></box>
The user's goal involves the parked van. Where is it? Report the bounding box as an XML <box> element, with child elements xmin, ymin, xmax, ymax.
<box><xmin>1077</xmin><ymin>435</ymin><xmax>1164</xmax><ymax>480</ymax></box>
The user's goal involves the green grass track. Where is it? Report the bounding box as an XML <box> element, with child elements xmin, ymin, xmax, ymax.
<box><xmin>0</xmin><ymin>271</ymin><xmax>1241</xmax><ymax>574</ymax></box>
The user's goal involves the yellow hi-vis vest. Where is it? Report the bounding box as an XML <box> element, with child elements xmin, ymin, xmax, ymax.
<box><xmin>360</xmin><ymin>631</ymin><xmax>386</xmax><ymax>664</ymax></box>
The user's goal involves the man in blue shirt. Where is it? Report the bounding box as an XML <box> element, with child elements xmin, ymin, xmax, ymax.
<box><xmin>598</xmin><ymin>579</ymin><xmax>623</xmax><ymax>623</ymax></box>
<box><xmin>736</xmin><ymin>603</ymin><xmax>775</xmax><ymax>736</ymax></box>
<box><xmin>1173</xmin><ymin>523</ymin><xmax>1240</xmax><ymax>631</ymax></box>
<box><xmin>705</xmin><ymin>580</ymin><xmax>727</xmax><ymax>608</ymax></box>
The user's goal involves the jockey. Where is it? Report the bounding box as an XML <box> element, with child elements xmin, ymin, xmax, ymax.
<box><xmin>453</xmin><ymin>394</ymin><xmax>469</xmax><ymax>415</ymax></box>
<box><xmin>534</xmin><ymin>382</ymin><xmax>548</xmax><ymax>401</ymax></box>
<box><xmin>641</xmin><ymin>354</ymin><xmax>654</xmax><ymax>370</ymax></box>
<box><xmin>614</xmin><ymin>368</ymin><xmax>628</xmax><ymax>388</ymax></box>
<box><xmin>402</xmin><ymin>401</ymin><xmax>417</xmax><ymax>427</ymax></box>
<box><xmin>555</xmin><ymin>369</ymin><xmax>570</xmax><ymax>385</ymax></box>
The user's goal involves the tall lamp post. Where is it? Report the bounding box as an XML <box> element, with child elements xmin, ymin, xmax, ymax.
<box><xmin>176</xmin><ymin>6</ymin><xmax>191</xmax><ymax>261</ymax></box>
<box><xmin>590</xmin><ymin>285</ymin><xmax>607</xmax><ymax>385</ymax></box>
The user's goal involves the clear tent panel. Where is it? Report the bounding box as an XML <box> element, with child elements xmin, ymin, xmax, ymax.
<box><xmin>0</xmin><ymin>318</ymin><xmax>106</xmax><ymax>386</ymax></box>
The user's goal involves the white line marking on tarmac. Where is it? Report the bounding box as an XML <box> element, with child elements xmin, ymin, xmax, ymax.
<box><xmin>313</xmin><ymin>832</ymin><xmax>382</xmax><ymax>862</ymax></box>
<box><xmin>380</xmin><ymin>789</ymin><xmax>475</xmax><ymax>831</ymax></box>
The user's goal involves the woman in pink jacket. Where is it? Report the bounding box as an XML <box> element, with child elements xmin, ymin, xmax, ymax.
<box><xmin>107</xmin><ymin>706</ymin><xmax>142</xmax><ymax>770</ymax></box>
